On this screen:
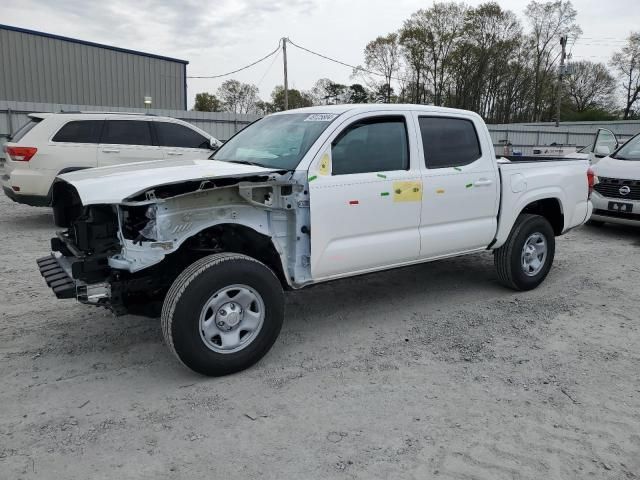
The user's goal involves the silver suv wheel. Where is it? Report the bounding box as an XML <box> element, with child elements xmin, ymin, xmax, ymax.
<box><xmin>521</xmin><ymin>232</ymin><xmax>547</xmax><ymax>276</ymax></box>
<box><xmin>199</xmin><ymin>284</ymin><xmax>265</xmax><ymax>354</ymax></box>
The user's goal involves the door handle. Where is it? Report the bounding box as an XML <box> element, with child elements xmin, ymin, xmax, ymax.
<box><xmin>166</xmin><ymin>151</ymin><xmax>183</xmax><ymax>156</ymax></box>
<box><xmin>474</xmin><ymin>178</ymin><xmax>493</xmax><ymax>187</ymax></box>
<box><xmin>102</xmin><ymin>148</ymin><xmax>120</xmax><ymax>153</ymax></box>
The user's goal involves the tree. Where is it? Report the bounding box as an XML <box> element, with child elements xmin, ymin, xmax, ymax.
<box><xmin>399</xmin><ymin>20</ymin><xmax>429</xmax><ymax>104</ymax></box>
<box><xmin>347</xmin><ymin>84</ymin><xmax>369</xmax><ymax>103</ymax></box>
<box><xmin>565</xmin><ymin>61</ymin><xmax>616</xmax><ymax>113</ymax></box>
<box><xmin>216</xmin><ymin>79</ymin><xmax>259</xmax><ymax>114</ymax></box>
<box><xmin>362</xmin><ymin>33</ymin><xmax>401</xmax><ymax>103</ymax></box>
<box><xmin>271</xmin><ymin>86</ymin><xmax>314</xmax><ymax>111</ymax></box>
<box><xmin>311</xmin><ymin>78</ymin><xmax>348</xmax><ymax>104</ymax></box>
<box><xmin>254</xmin><ymin>100</ymin><xmax>276</xmax><ymax>115</ymax></box>
<box><xmin>609</xmin><ymin>32</ymin><xmax>640</xmax><ymax>119</ymax></box>
<box><xmin>525</xmin><ymin>0</ymin><xmax>582</xmax><ymax>121</ymax></box>
<box><xmin>193</xmin><ymin>92</ymin><xmax>222</xmax><ymax>112</ymax></box>
<box><xmin>371</xmin><ymin>83</ymin><xmax>396</xmax><ymax>103</ymax></box>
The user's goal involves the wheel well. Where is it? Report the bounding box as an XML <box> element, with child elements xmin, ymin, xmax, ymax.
<box><xmin>521</xmin><ymin>198</ymin><xmax>564</xmax><ymax>235</ymax></box>
<box><xmin>177</xmin><ymin>223</ymin><xmax>288</xmax><ymax>287</ymax></box>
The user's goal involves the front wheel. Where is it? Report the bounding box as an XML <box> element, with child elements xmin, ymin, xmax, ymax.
<box><xmin>494</xmin><ymin>214</ymin><xmax>555</xmax><ymax>291</ymax></box>
<box><xmin>161</xmin><ymin>253</ymin><xmax>284</xmax><ymax>376</ymax></box>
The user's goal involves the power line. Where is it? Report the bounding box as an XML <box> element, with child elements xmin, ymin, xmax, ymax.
<box><xmin>256</xmin><ymin>49</ymin><xmax>281</xmax><ymax>89</ymax></box>
<box><xmin>187</xmin><ymin>40</ymin><xmax>281</xmax><ymax>79</ymax></box>
<box><xmin>287</xmin><ymin>38</ymin><xmax>402</xmax><ymax>82</ymax></box>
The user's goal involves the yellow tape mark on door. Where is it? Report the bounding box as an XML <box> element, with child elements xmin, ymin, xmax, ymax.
<box><xmin>393</xmin><ymin>180</ymin><xmax>422</xmax><ymax>202</ymax></box>
<box><xmin>318</xmin><ymin>153</ymin><xmax>331</xmax><ymax>175</ymax></box>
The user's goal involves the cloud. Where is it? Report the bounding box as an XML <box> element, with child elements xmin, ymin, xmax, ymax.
<box><xmin>2</xmin><ymin>0</ymin><xmax>318</xmax><ymax>55</ymax></box>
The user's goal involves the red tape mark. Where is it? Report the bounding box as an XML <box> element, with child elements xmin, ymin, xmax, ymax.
<box><xmin>349</xmin><ymin>200</ymin><xmax>359</xmax><ymax>205</ymax></box>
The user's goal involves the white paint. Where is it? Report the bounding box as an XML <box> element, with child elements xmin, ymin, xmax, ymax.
<box><xmin>59</xmin><ymin>159</ymin><xmax>277</xmax><ymax>205</ymax></box>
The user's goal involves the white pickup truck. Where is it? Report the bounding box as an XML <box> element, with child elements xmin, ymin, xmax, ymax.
<box><xmin>37</xmin><ymin>105</ymin><xmax>594</xmax><ymax>376</ymax></box>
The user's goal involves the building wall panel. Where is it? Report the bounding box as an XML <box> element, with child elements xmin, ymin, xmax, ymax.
<box><xmin>0</xmin><ymin>25</ymin><xmax>186</xmax><ymax>109</ymax></box>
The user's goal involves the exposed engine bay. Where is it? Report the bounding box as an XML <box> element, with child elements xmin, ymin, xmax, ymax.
<box><xmin>47</xmin><ymin>171</ymin><xmax>311</xmax><ymax>316</ymax></box>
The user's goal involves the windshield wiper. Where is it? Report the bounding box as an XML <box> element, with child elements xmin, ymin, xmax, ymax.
<box><xmin>223</xmin><ymin>159</ymin><xmax>263</xmax><ymax>167</ymax></box>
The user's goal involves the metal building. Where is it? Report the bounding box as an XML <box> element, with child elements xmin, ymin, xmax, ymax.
<box><xmin>0</xmin><ymin>24</ymin><xmax>187</xmax><ymax>110</ymax></box>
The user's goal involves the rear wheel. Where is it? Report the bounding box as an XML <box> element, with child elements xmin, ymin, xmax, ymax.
<box><xmin>494</xmin><ymin>214</ymin><xmax>555</xmax><ymax>291</ymax></box>
<box><xmin>161</xmin><ymin>253</ymin><xmax>284</xmax><ymax>376</ymax></box>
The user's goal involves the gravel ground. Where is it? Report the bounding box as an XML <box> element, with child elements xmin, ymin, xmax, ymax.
<box><xmin>1</xmin><ymin>192</ymin><xmax>639</xmax><ymax>480</ymax></box>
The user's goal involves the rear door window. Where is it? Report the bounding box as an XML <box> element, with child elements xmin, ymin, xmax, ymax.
<box><xmin>52</xmin><ymin>120</ymin><xmax>103</xmax><ymax>143</ymax></box>
<box><xmin>419</xmin><ymin>117</ymin><xmax>482</xmax><ymax>169</ymax></box>
<box><xmin>155</xmin><ymin>122</ymin><xmax>209</xmax><ymax>149</ymax></box>
<box><xmin>102</xmin><ymin>120</ymin><xmax>153</xmax><ymax>146</ymax></box>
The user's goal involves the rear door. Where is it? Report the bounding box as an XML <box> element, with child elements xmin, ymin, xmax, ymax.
<box><xmin>48</xmin><ymin>119</ymin><xmax>103</xmax><ymax>170</ymax></box>
<box><xmin>415</xmin><ymin>114</ymin><xmax>499</xmax><ymax>259</ymax></box>
<box><xmin>309</xmin><ymin>112</ymin><xmax>422</xmax><ymax>279</ymax></box>
<box><xmin>97</xmin><ymin>119</ymin><xmax>165</xmax><ymax>167</ymax></box>
<box><xmin>154</xmin><ymin>120</ymin><xmax>213</xmax><ymax>160</ymax></box>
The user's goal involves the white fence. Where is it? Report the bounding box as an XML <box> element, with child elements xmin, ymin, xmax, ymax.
<box><xmin>2</xmin><ymin>100</ymin><xmax>639</xmax><ymax>158</ymax></box>
<box><xmin>487</xmin><ymin>120</ymin><xmax>640</xmax><ymax>156</ymax></box>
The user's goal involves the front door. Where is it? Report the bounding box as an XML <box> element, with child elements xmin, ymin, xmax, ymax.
<box><xmin>98</xmin><ymin>119</ymin><xmax>165</xmax><ymax>167</ymax></box>
<box><xmin>309</xmin><ymin>113</ymin><xmax>422</xmax><ymax>280</ymax></box>
<box><xmin>592</xmin><ymin>128</ymin><xmax>618</xmax><ymax>163</ymax></box>
<box><xmin>415</xmin><ymin>114</ymin><xmax>500</xmax><ymax>259</ymax></box>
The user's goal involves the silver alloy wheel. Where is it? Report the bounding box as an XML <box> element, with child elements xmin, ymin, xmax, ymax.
<box><xmin>199</xmin><ymin>284</ymin><xmax>265</xmax><ymax>354</ymax></box>
<box><xmin>521</xmin><ymin>232</ymin><xmax>547</xmax><ymax>277</ymax></box>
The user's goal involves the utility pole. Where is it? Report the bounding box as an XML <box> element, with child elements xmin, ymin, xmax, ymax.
<box><xmin>282</xmin><ymin>37</ymin><xmax>289</xmax><ymax>111</ymax></box>
<box><xmin>555</xmin><ymin>35</ymin><xmax>567</xmax><ymax>127</ymax></box>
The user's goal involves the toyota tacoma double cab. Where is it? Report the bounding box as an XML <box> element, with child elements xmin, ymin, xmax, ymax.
<box><xmin>37</xmin><ymin>105</ymin><xmax>594</xmax><ymax>376</ymax></box>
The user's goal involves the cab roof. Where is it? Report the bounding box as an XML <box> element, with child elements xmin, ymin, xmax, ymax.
<box><xmin>271</xmin><ymin>103</ymin><xmax>483</xmax><ymax>119</ymax></box>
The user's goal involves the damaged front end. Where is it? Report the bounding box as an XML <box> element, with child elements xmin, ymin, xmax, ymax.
<box><xmin>40</xmin><ymin>168</ymin><xmax>310</xmax><ymax>316</ymax></box>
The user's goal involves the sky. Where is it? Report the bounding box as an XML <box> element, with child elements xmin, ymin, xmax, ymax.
<box><xmin>2</xmin><ymin>0</ymin><xmax>638</xmax><ymax>108</ymax></box>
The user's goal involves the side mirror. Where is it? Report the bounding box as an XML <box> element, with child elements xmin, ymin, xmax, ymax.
<box><xmin>595</xmin><ymin>145</ymin><xmax>611</xmax><ymax>156</ymax></box>
<box><xmin>209</xmin><ymin>138</ymin><xmax>220</xmax><ymax>151</ymax></box>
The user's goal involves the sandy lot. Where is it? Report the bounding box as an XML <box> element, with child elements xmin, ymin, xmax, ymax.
<box><xmin>0</xmin><ymin>192</ymin><xmax>639</xmax><ymax>480</ymax></box>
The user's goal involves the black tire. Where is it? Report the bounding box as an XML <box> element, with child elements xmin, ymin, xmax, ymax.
<box><xmin>586</xmin><ymin>219</ymin><xmax>605</xmax><ymax>227</ymax></box>
<box><xmin>161</xmin><ymin>253</ymin><xmax>284</xmax><ymax>376</ymax></box>
<box><xmin>494</xmin><ymin>214</ymin><xmax>555</xmax><ymax>291</ymax></box>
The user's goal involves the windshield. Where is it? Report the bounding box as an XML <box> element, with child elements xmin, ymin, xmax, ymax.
<box><xmin>212</xmin><ymin>113</ymin><xmax>339</xmax><ymax>169</ymax></box>
<box><xmin>612</xmin><ymin>134</ymin><xmax>640</xmax><ymax>161</ymax></box>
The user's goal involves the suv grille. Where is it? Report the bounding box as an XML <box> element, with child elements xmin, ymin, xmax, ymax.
<box><xmin>594</xmin><ymin>177</ymin><xmax>640</xmax><ymax>200</ymax></box>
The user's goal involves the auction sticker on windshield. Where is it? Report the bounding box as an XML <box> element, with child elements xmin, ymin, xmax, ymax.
<box><xmin>305</xmin><ymin>114</ymin><xmax>339</xmax><ymax>122</ymax></box>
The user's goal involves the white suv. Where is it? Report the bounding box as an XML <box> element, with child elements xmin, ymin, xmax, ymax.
<box><xmin>2</xmin><ymin>112</ymin><xmax>221</xmax><ymax>206</ymax></box>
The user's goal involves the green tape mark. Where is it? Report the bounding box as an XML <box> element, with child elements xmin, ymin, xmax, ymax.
<box><xmin>454</xmin><ymin>167</ymin><xmax>462</xmax><ymax>172</ymax></box>
<box><xmin>380</xmin><ymin>192</ymin><xmax>389</xmax><ymax>196</ymax></box>
<box><xmin>308</xmin><ymin>175</ymin><xmax>318</xmax><ymax>182</ymax></box>
<box><xmin>377</xmin><ymin>173</ymin><xmax>387</xmax><ymax>179</ymax></box>
<box><xmin>465</xmin><ymin>183</ymin><xmax>473</xmax><ymax>188</ymax></box>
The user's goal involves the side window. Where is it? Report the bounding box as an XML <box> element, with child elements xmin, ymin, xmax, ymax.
<box><xmin>102</xmin><ymin>120</ymin><xmax>152</xmax><ymax>146</ymax></box>
<box><xmin>156</xmin><ymin>122</ymin><xmax>209</xmax><ymax>149</ymax></box>
<box><xmin>419</xmin><ymin>117</ymin><xmax>482</xmax><ymax>169</ymax></box>
<box><xmin>331</xmin><ymin>117</ymin><xmax>409</xmax><ymax>175</ymax></box>
<box><xmin>52</xmin><ymin>120</ymin><xmax>103</xmax><ymax>143</ymax></box>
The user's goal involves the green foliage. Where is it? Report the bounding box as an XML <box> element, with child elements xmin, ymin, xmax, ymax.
<box><xmin>348</xmin><ymin>84</ymin><xmax>369</xmax><ymax>103</ymax></box>
<box><xmin>561</xmin><ymin>107</ymin><xmax>618</xmax><ymax>122</ymax></box>
<box><xmin>270</xmin><ymin>86</ymin><xmax>314</xmax><ymax>111</ymax></box>
<box><xmin>217</xmin><ymin>80</ymin><xmax>259</xmax><ymax>114</ymax></box>
<box><xmin>193</xmin><ymin>92</ymin><xmax>222</xmax><ymax>112</ymax></box>
<box><xmin>609</xmin><ymin>32</ymin><xmax>640</xmax><ymax>119</ymax></box>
